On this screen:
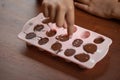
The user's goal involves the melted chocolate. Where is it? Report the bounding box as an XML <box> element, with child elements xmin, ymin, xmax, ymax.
<box><xmin>74</xmin><ymin>53</ymin><xmax>90</xmax><ymax>62</ymax></box>
<box><xmin>51</xmin><ymin>42</ymin><xmax>62</xmax><ymax>51</ymax></box>
<box><xmin>46</xmin><ymin>29</ymin><xmax>57</xmax><ymax>37</ymax></box>
<box><xmin>34</xmin><ymin>24</ymin><xmax>44</xmax><ymax>31</ymax></box>
<box><xmin>94</xmin><ymin>37</ymin><xmax>105</xmax><ymax>44</ymax></box>
<box><xmin>72</xmin><ymin>39</ymin><xmax>83</xmax><ymax>47</ymax></box>
<box><xmin>25</xmin><ymin>32</ymin><xmax>36</xmax><ymax>39</ymax></box>
<box><xmin>42</xmin><ymin>18</ymin><xmax>51</xmax><ymax>24</ymax></box>
<box><xmin>64</xmin><ymin>49</ymin><xmax>76</xmax><ymax>56</ymax></box>
<box><xmin>38</xmin><ymin>37</ymin><xmax>49</xmax><ymax>45</ymax></box>
<box><xmin>83</xmin><ymin>43</ymin><xmax>97</xmax><ymax>54</ymax></box>
<box><xmin>56</xmin><ymin>34</ymin><xmax>69</xmax><ymax>42</ymax></box>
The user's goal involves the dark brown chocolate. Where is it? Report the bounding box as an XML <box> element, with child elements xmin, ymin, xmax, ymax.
<box><xmin>38</xmin><ymin>37</ymin><xmax>49</xmax><ymax>45</ymax></box>
<box><xmin>64</xmin><ymin>49</ymin><xmax>76</xmax><ymax>56</ymax></box>
<box><xmin>34</xmin><ymin>24</ymin><xmax>44</xmax><ymax>31</ymax></box>
<box><xmin>51</xmin><ymin>42</ymin><xmax>62</xmax><ymax>51</ymax></box>
<box><xmin>72</xmin><ymin>39</ymin><xmax>83</xmax><ymax>47</ymax></box>
<box><xmin>46</xmin><ymin>29</ymin><xmax>57</xmax><ymax>37</ymax></box>
<box><xmin>42</xmin><ymin>18</ymin><xmax>51</xmax><ymax>24</ymax></box>
<box><xmin>74</xmin><ymin>53</ymin><xmax>90</xmax><ymax>62</ymax></box>
<box><xmin>56</xmin><ymin>34</ymin><xmax>69</xmax><ymax>42</ymax></box>
<box><xmin>83</xmin><ymin>43</ymin><xmax>97</xmax><ymax>54</ymax></box>
<box><xmin>25</xmin><ymin>32</ymin><xmax>36</xmax><ymax>39</ymax></box>
<box><xmin>94</xmin><ymin>37</ymin><xmax>105</xmax><ymax>44</ymax></box>
<box><xmin>81</xmin><ymin>31</ymin><xmax>90</xmax><ymax>39</ymax></box>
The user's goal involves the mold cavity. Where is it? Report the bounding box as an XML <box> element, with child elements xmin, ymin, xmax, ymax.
<box><xmin>73</xmin><ymin>26</ymin><xmax>77</xmax><ymax>33</ymax></box>
<box><xmin>64</xmin><ymin>49</ymin><xmax>76</xmax><ymax>56</ymax></box>
<box><xmin>56</xmin><ymin>34</ymin><xmax>69</xmax><ymax>42</ymax></box>
<box><xmin>34</xmin><ymin>24</ymin><xmax>44</xmax><ymax>31</ymax></box>
<box><xmin>38</xmin><ymin>37</ymin><xmax>49</xmax><ymax>45</ymax></box>
<box><xmin>74</xmin><ymin>53</ymin><xmax>90</xmax><ymax>62</ymax></box>
<box><xmin>83</xmin><ymin>43</ymin><xmax>97</xmax><ymax>54</ymax></box>
<box><xmin>72</xmin><ymin>39</ymin><xmax>83</xmax><ymax>47</ymax></box>
<box><xmin>29</xmin><ymin>22</ymin><xmax>33</xmax><ymax>26</ymax></box>
<box><xmin>46</xmin><ymin>29</ymin><xmax>57</xmax><ymax>37</ymax></box>
<box><xmin>94</xmin><ymin>36</ymin><xmax>105</xmax><ymax>44</ymax></box>
<box><xmin>25</xmin><ymin>32</ymin><xmax>36</xmax><ymax>39</ymax></box>
<box><xmin>42</xmin><ymin>18</ymin><xmax>51</xmax><ymax>24</ymax></box>
<box><xmin>81</xmin><ymin>31</ymin><xmax>90</xmax><ymax>39</ymax></box>
<box><xmin>51</xmin><ymin>42</ymin><xmax>62</xmax><ymax>51</ymax></box>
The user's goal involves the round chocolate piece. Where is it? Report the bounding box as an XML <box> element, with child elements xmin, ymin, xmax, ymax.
<box><xmin>25</xmin><ymin>32</ymin><xmax>36</xmax><ymax>39</ymax></box>
<box><xmin>34</xmin><ymin>24</ymin><xmax>44</xmax><ymax>31</ymax></box>
<box><xmin>46</xmin><ymin>29</ymin><xmax>57</xmax><ymax>37</ymax></box>
<box><xmin>64</xmin><ymin>49</ymin><xmax>76</xmax><ymax>56</ymax></box>
<box><xmin>94</xmin><ymin>37</ymin><xmax>105</xmax><ymax>44</ymax></box>
<box><xmin>56</xmin><ymin>34</ymin><xmax>69</xmax><ymax>42</ymax></box>
<box><xmin>51</xmin><ymin>42</ymin><xmax>62</xmax><ymax>51</ymax></box>
<box><xmin>38</xmin><ymin>37</ymin><xmax>49</xmax><ymax>45</ymax></box>
<box><xmin>72</xmin><ymin>39</ymin><xmax>83</xmax><ymax>47</ymax></box>
<box><xmin>81</xmin><ymin>31</ymin><xmax>90</xmax><ymax>39</ymax></box>
<box><xmin>42</xmin><ymin>18</ymin><xmax>51</xmax><ymax>24</ymax></box>
<box><xmin>83</xmin><ymin>43</ymin><xmax>97</xmax><ymax>54</ymax></box>
<box><xmin>74</xmin><ymin>53</ymin><xmax>90</xmax><ymax>62</ymax></box>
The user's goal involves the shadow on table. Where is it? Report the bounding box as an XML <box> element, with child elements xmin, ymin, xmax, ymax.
<box><xmin>22</xmin><ymin>44</ymin><xmax>110</xmax><ymax>80</ymax></box>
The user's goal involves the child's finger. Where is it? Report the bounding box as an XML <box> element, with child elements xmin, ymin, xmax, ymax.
<box><xmin>63</xmin><ymin>21</ymin><xmax>67</xmax><ymax>29</ymax></box>
<box><xmin>56</xmin><ymin>6</ymin><xmax>65</xmax><ymax>27</ymax></box>
<box><xmin>49</xmin><ymin>5</ymin><xmax>56</xmax><ymax>22</ymax></box>
<box><xmin>66</xmin><ymin>6</ymin><xmax>74</xmax><ymax>37</ymax></box>
<box><xmin>42</xmin><ymin>3</ymin><xmax>49</xmax><ymax>17</ymax></box>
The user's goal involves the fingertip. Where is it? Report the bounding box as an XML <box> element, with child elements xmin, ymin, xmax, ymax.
<box><xmin>56</xmin><ymin>22</ymin><xmax>63</xmax><ymax>28</ymax></box>
<box><xmin>67</xmin><ymin>24</ymin><xmax>74</xmax><ymax>37</ymax></box>
<box><xmin>63</xmin><ymin>21</ymin><xmax>67</xmax><ymax>29</ymax></box>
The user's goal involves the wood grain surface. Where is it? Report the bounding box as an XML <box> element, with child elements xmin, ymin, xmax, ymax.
<box><xmin>0</xmin><ymin>0</ymin><xmax>120</xmax><ymax>80</ymax></box>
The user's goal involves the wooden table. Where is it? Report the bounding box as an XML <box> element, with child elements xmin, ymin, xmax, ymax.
<box><xmin>0</xmin><ymin>0</ymin><xmax>120</xmax><ymax>80</ymax></box>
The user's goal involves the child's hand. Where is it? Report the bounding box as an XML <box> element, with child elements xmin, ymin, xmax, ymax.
<box><xmin>75</xmin><ymin>0</ymin><xmax>120</xmax><ymax>19</ymax></box>
<box><xmin>42</xmin><ymin>0</ymin><xmax>74</xmax><ymax>36</ymax></box>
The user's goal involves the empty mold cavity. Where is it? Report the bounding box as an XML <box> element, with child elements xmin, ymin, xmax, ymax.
<box><xmin>81</xmin><ymin>31</ymin><xmax>90</xmax><ymax>39</ymax></box>
<box><xmin>28</xmin><ymin>22</ymin><xmax>33</xmax><ymax>26</ymax></box>
<box><xmin>73</xmin><ymin>26</ymin><xmax>77</xmax><ymax>33</ymax></box>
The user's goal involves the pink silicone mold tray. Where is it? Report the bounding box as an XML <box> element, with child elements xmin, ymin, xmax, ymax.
<box><xmin>18</xmin><ymin>13</ymin><xmax>112</xmax><ymax>69</ymax></box>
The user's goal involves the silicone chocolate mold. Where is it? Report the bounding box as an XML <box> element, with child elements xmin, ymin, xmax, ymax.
<box><xmin>18</xmin><ymin>13</ymin><xmax>112</xmax><ymax>69</ymax></box>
